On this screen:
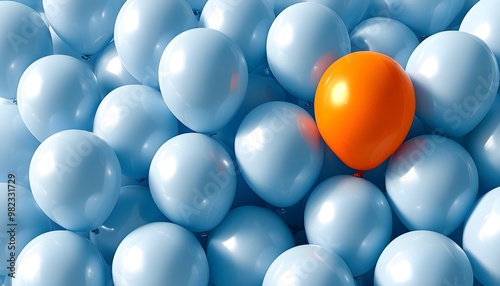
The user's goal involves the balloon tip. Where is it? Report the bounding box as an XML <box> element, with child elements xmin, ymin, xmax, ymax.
<box><xmin>353</xmin><ymin>171</ymin><xmax>364</xmax><ymax>178</ymax></box>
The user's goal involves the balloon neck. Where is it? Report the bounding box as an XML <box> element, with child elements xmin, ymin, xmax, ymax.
<box><xmin>353</xmin><ymin>170</ymin><xmax>364</xmax><ymax>178</ymax></box>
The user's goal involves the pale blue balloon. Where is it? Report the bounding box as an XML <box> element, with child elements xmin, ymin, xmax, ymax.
<box><xmin>29</xmin><ymin>130</ymin><xmax>121</xmax><ymax>231</ymax></box>
<box><xmin>0</xmin><ymin>0</ymin><xmax>43</xmax><ymax>11</ymax></box>
<box><xmin>47</xmin><ymin>23</ymin><xmax>99</xmax><ymax>70</ymax></box>
<box><xmin>199</xmin><ymin>0</ymin><xmax>275</xmax><ymax>71</ymax></box>
<box><xmin>0</xmin><ymin>2</ymin><xmax>52</xmax><ymax>99</ymax></box>
<box><xmin>93</xmin><ymin>84</ymin><xmax>178</xmax><ymax>179</ymax></box>
<box><xmin>16</xmin><ymin>230</ymin><xmax>107</xmax><ymax>286</ymax></box>
<box><xmin>149</xmin><ymin>133</ymin><xmax>236</xmax><ymax>232</ymax></box>
<box><xmin>94</xmin><ymin>41</ymin><xmax>140</xmax><ymax>96</ymax></box>
<box><xmin>90</xmin><ymin>185</ymin><xmax>168</xmax><ymax>265</ymax></box>
<box><xmin>463</xmin><ymin>187</ymin><xmax>500</xmax><ymax>286</ymax></box>
<box><xmin>461</xmin><ymin>0</ymin><xmax>500</xmax><ymax>77</ymax></box>
<box><xmin>304</xmin><ymin>175</ymin><xmax>392</xmax><ymax>276</ymax></box>
<box><xmin>0</xmin><ymin>183</ymin><xmax>53</xmax><ymax>283</ymax></box>
<box><xmin>0</xmin><ymin>104</ymin><xmax>40</xmax><ymax>189</ymax></box>
<box><xmin>17</xmin><ymin>54</ymin><xmax>102</xmax><ymax>142</ymax></box>
<box><xmin>263</xmin><ymin>244</ymin><xmax>355</xmax><ymax>286</ymax></box>
<box><xmin>374</xmin><ymin>231</ymin><xmax>473</xmax><ymax>286</ymax></box>
<box><xmin>159</xmin><ymin>28</ymin><xmax>248</xmax><ymax>134</ymax></box>
<box><xmin>306</xmin><ymin>0</ymin><xmax>370</xmax><ymax>31</ymax></box>
<box><xmin>406</xmin><ymin>31</ymin><xmax>499</xmax><ymax>137</ymax></box>
<box><xmin>207</xmin><ymin>206</ymin><xmax>294</xmax><ymax>286</ymax></box>
<box><xmin>113</xmin><ymin>222</ymin><xmax>209</xmax><ymax>286</ymax></box>
<box><xmin>379</xmin><ymin>0</ymin><xmax>465</xmax><ymax>36</ymax></box>
<box><xmin>212</xmin><ymin>75</ymin><xmax>286</xmax><ymax>148</ymax></box>
<box><xmin>386</xmin><ymin>135</ymin><xmax>478</xmax><ymax>235</ymax></box>
<box><xmin>114</xmin><ymin>0</ymin><xmax>198</xmax><ymax>89</ymax></box>
<box><xmin>43</xmin><ymin>0</ymin><xmax>125</xmax><ymax>55</ymax></box>
<box><xmin>235</xmin><ymin>101</ymin><xmax>324</xmax><ymax>207</ymax></box>
<box><xmin>351</xmin><ymin>17</ymin><xmax>419</xmax><ymax>68</ymax></box>
<box><xmin>267</xmin><ymin>2</ymin><xmax>350</xmax><ymax>101</ymax></box>
<box><xmin>463</xmin><ymin>98</ymin><xmax>500</xmax><ymax>196</ymax></box>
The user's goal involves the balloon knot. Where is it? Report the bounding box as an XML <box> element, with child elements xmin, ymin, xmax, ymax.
<box><xmin>353</xmin><ymin>170</ymin><xmax>364</xmax><ymax>178</ymax></box>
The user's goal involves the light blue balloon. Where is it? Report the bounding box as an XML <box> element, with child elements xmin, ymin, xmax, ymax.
<box><xmin>460</xmin><ymin>0</ymin><xmax>500</xmax><ymax>78</ymax></box>
<box><xmin>386</xmin><ymin>135</ymin><xmax>478</xmax><ymax>235</ymax></box>
<box><xmin>16</xmin><ymin>230</ymin><xmax>107</xmax><ymax>286</ymax></box>
<box><xmin>235</xmin><ymin>101</ymin><xmax>324</xmax><ymax>207</ymax></box>
<box><xmin>199</xmin><ymin>0</ymin><xmax>275</xmax><ymax>72</ymax></box>
<box><xmin>267</xmin><ymin>2</ymin><xmax>350</xmax><ymax>102</ymax></box>
<box><xmin>47</xmin><ymin>23</ymin><xmax>99</xmax><ymax>70</ymax></box>
<box><xmin>93</xmin><ymin>84</ymin><xmax>178</xmax><ymax>179</ymax></box>
<box><xmin>304</xmin><ymin>175</ymin><xmax>392</xmax><ymax>276</ymax></box>
<box><xmin>17</xmin><ymin>54</ymin><xmax>102</xmax><ymax>142</ymax></box>
<box><xmin>374</xmin><ymin>230</ymin><xmax>474</xmax><ymax>286</ymax></box>
<box><xmin>94</xmin><ymin>41</ymin><xmax>140</xmax><ymax>96</ymax></box>
<box><xmin>0</xmin><ymin>2</ymin><xmax>52</xmax><ymax>99</ymax></box>
<box><xmin>207</xmin><ymin>206</ymin><xmax>294</xmax><ymax>286</ymax></box>
<box><xmin>42</xmin><ymin>0</ymin><xmax>125</xmax><ymax>55</ymax></box>
<box><xmin>159</xmin><ymin>28</ymin><xmax>248</xmax><ymax>134</ymax></box>
<box><xmin>406</xmin><ymin>31</ymin><xmax>499</xmax><ymax>137</ymax></box>
<box><xmin>113</xmin><ymin>222</ymin><xmax>209</xmax><ymax>286</ymax></box>
<box><xmin>447</xmin><ymin>0</ymin><xmax>478</xmax><ymax>30</ymax></box>
<box><xmin>29</xmin><ymin>130</ymin><xmax>121</xmax><ymax>232</ymax></box>
<box><xmin>351</xmin><ymin>17</ymin><xmax>419</xmax><ymax>68</ymax></box>
<box><xmin>263</xmin><ymin>244</ymin><xmax>355</xmax><ymax>286</ymax></box>
<box><xmin>1</xmin><ymin>0</ymin><xmax>43</xmax><ymax>11</ymax></box>
<box><xmin>90</xmin><ymin>185</ymin><xmax>168</xmax><ymax>265</ymax></box>
<box><xmin>379</xmin><ymin>0</ymin><xmax>465</xmax><ymax>36</ymax></box>
<box><xmin>463</xmin><ymin>98</ymin><xmax>500</xmax><ymax>196</ymax></box>
<box><xmin>463</xmin><ymin>187</ymin><xmax>500</xmax><ymax>285</ymax></box>
<box><xmin>114</xmin><ymin>0</ymin><xmax>198</xmax><ymax>89</ymax></box>
<box><xmin>306</xmin><ymin>0</ymin><xmax>370</xmax><ymax>31</ymax></box>
<box><xmin>0</xmin><ymin>183</ymin><xmax>53</xmax><ymax>284</ymax></box>
<box><xmin>0</xmin><ymin>104</ymin><xmax>40</xmax><ymax>189</ymax></box>
<box><xmin>149</xmin><ymin>133</ymin><xmax>236</xmax><ymax>232</ymax></box>
<box><xmin>212</xmin><ymin>75</ymin><xmax>286</xmax><ymax>148</ymax></box>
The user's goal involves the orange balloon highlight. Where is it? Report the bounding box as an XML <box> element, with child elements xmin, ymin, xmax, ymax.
<box><xmin>314</xmin><ymin>51</ymin><xmax>415</xmax><ymax>170</ymax></box>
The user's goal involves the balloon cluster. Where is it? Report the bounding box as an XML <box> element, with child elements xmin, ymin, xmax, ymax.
<box><xmin>1</xmin><ymin>0</ymin><xmax>500</xmax><ymax>285</ymax></box>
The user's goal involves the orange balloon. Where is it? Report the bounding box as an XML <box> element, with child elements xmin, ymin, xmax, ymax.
<box><xmin>314</xmin><ymin>51</ymin><xmax>415</xmax><ymax>171</ymax></box>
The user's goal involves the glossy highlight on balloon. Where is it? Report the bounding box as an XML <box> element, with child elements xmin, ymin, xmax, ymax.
<box><xmin>315</xmin><ymin>51</ymin><xmax>415</xmax><ymax>171</ymax></box>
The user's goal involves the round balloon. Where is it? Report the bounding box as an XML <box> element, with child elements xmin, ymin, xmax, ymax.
<box><xmin>306</xmin><ymin>0</ymin><xmax>370</xmax><ymax>31</ymax></box>
<box><xmin>199</xmin><ymin>0</ymin><xmax>275</xmax><ymax>71</ymax></box>
<box><xmin>0</xmin><ymin>104</ymin><xmax>40</xmax><ymax>189</ymax></box>
<box><xmin>16</xmin><ymin>230</ymin><xmax>107</xmax><ymax>286</ymax></box>
<box><xmin>263</xmin><ymin>244</ymin><xmax>355</xmax><ymax>286</ymax></box>
<box><xmin>207</xmin><ymin>206</ymin><xmax>294</xmax><ymax>286</ymax></box>
<box><xmin>267</xmin><ymin>2</ymin><xmax>350</xmax><ymax>102</ymax></box>
<box><xmin>43</xmin><ymin>0</ymin><xmax>125</xmax><ymax>55</ymax></box>
<box><xmin>0</xmin><ymin>183</ymin><xmax>53</xmax><ymax>284</ymax></box>
<box><xmin>113</xmin><ymin>222</ymin><xmax>209</xmax><ymax>286</ymax></box>
<box><xmin>350</xmin><ymin>17</ymin><xmax>419</xmax><ymax>68</ymax></box>
<box><xmin>29</xmin><ymin>130</ymin><xmax>121</xmax><ymax>231</ymax></box>
<box><xmin>386</xmin><ymin>135</ymin><xmax>478</xmax><ymax>235</ymax></box>
<box><xmin>93</xmin><ymin>84</ymin><xmax>178</xmax><ymax>179</ymax></box>
<box><xmin>463</xmin><ymin>187</ymin><xmax>500</xmax><ymax>286</ymax></box>
<box><xmin>114</xmin><ymin>0</ymin><xmax>198</xmax><ymax>89</ymax></box>
<box><xmin>0</xmin><ymin>1</ymin><xmax>52</xmax><ymax>99</ymax></box>
<box><xmin>406</xmin><ymin>31</ymin><xmax>499</xmax><ymax>137</ymax></box>
<box><xmin>315</xmin><ymin>51</ymin><xmax>415</xmax><ymax>171</ymax></box>
<box><xmin>90</xmin><ymin>185</ymin><xmax>168</xmax><ymax>265</ymax></box>
<box><xmin>235</xmin><ymin>101</ymin><xmax>324</xmax><ymax>207</ymax></box>
<box><xmin>460</xmin><ymin>0</ymin><xmax>500</xmax><ymax>71</ymax></box>
<box><xmin>17</xmin><ymin>54</ymin><xmax>102</xmax><ymax>142</ymax></box>
<box><xmin>463</xmin><ymin>98</ymin><xmax>500</xmax><ymax>196</ymax></box>
<box><xmin>212</xmin><ymin>74</ymin><xmax>286</xmax><ymax>149</ymax></box>
<box><xmin>159</xmin><ymin>28</ymin><xmax>248</xmax><ymax>134</ymax></box>
<box><xmin>374</xmin><ymin>230</ymin><xmax>473</xmax><ymax>286</ymax></box>
<box><xmin>94</xmin><ymin>41</ymin><xmax>140</xmax><ymax>96</ymax></box>
<box><xmin>378</xmin><ymin>0</ymin><xmax>465</xmax><ymax>36</ymax></box>
<box><xmin>304</xmin><ymin>175</ymin><xmax>392</xmax><ymax>276</ymax></box>
<box><xmin>149</xmin><ymin>133</ymin><xmax>236</xmax><ymax>232</ymax></box>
